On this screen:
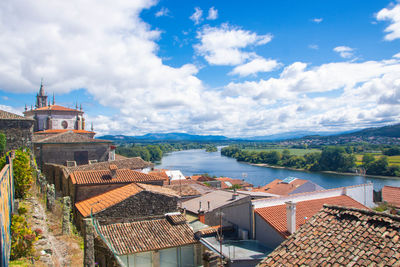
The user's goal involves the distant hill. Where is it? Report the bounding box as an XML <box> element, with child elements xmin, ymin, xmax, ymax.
<box><xmin>340</xmin><ymin>123</ymin><xmax>400</xmax><ymax>138</ymax></box>
<box><xmin>98</xmin><ymin>132</ymin><xmax>229</xmax><ymax>142</ymax></box>
<box><xmin>241</xmin><ymin>130</ymin><xmax>355</xmax><ymax>141</ymax></box>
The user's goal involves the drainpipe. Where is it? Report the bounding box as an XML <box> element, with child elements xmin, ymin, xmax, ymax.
<box><xmin>251</xmin><ymin>204</ymin><xmax>256</xmax><ymax>240</ymax></box>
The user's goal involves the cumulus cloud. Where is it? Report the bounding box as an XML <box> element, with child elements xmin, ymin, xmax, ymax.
<box><xmin>229</xmin><ymin>58</ymin><xmax>281</xmax><ymax>77</ymax></box>
<box><xmin>194</xmin><ymin>24</ymin><xmax>273</xmax><ymax>65</ymax></box>
<box><xmin>207</xmin><ymin>7</ymin><xmax>218</xmax><ymax>20</ymax></box>
<box><xmin>155</xmin><ymin>7</ymin><xmax>170</xmax><ymax>17</ymax></box>
<box><xmin>190</xmin><ymin>7</ymin><xmax>203</xmax><ymax>25</ymax></box>
<box><xmin>376</xmin><ymin>4</ymin><xmax>400</xmax><ymax>41</ymax></box>
<box><xmin>333</xmin><ymin>46</ymin><xmax>354</xmax><ymax>59</ymax></box>
<box><xmin>312</xmin><ymin>18</ymin><xmax>323</xmax><ymax>23</ymax></box>
<box><xmin>394</xmin><ymin>52</ymin><xmax>400</xmax><ymax>58</ymax></box>
<box><xmin>308</xmin><ymin>44</ymin><xmax>319</xmax><ymax>50</ymax></box>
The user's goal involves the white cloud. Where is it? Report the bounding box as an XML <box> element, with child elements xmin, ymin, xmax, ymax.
<box><xmin>155</xmin><ymin>7</ymin><xmax>170</xmax><ymax>17</ymax></box>
<box><xmin>190</xmin><ymin>7</ymin><xmax>203</xmax><ymax>25</ymax></box>
<box><xmin>394</xmin><ymin>52</ymin><xmax>400</xmax><ymax>58</ymax></box>
<box><xmin>333</xmin><ymin>46</ymin><xmax>354</xmax><ymax>59</ymax></box>
<box><xmin>308</xmin><ymin>44</ymin><xmax>319</xmax><ymax>50</ymax></box>
<box><xmin>194</xmin><ymin>24</ymin><xmax>273</xmax><ymax>65</ymax></box>
<box><xmin>376</xmin><ymin>4</ymin><xmax>400</xmax><ymax>41</ymax></box>
<box><xmin>207</xmin><ymin>7</ymin><xmax>218</xmax><ymax>20</ymax></box>
<box><xmin>229</xmin><ymin>58</ymin><xmax>281</xmax><ymax>77</ymax></box>
<box><xmin>312</xmin><ymin>18</ymin><xmax>323</xmax><ymax>23</ymax></box>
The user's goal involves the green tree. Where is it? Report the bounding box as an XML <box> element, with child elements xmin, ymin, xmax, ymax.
<box><xmin>367</xmin><ymin>156</ymin><xmax>389</xmax><ymax>175</ymax></box>
<box><xmin>319</xmin><ymin>147</ymin><xmax>355</xmax><ymax>172</ymax></box>
<box><xmin>0</xmin><ymin>132</ymin><xmax>6</xmax><ymax>155</ymax></box>
<box><xmin>362</xmin><ymin>154</ymin><xmax>375</xmax><ymax>170</ymax></box>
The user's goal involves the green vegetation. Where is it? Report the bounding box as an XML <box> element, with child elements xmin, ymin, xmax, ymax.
<box><xmin>116</xmin><ymin>142</ymin><xmax>219</xmax><ymax>162</ymax></box>
<box><xmin>205</xmin><ymin>145</ymin><xmax>218</xmax><ymax>152</ymax></box>
<box><xmin>0</xmin><ymin>149</ymin><xmax>34</xmax><ymax>199</ymax></box>
<box><xmin>243</xmin><ymin>148</ymin><xmax>320</xmax><ymax>156</ymax></box>
<box><xmin>222</xmin><ymin>145</ymin><xmax>400</xmax><ymax>177</ymax></box>
<box><xmin>10</xmin><ymin>207</ymin><xmax>39</xmax><ymax>260</ymax></box>
<box><xmin>0</xmin><ymin>132</ymin><xmax>6</xmax><ymax>155</ymax></box>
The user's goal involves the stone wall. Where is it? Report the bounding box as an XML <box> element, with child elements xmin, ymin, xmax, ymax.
<box><xmin>35</xmin><ymin>143</ymin><xmax>110</xmax><ymax>168</ymax></box>
<box><xmin>0</xmin><ymin>119</ymin><xmax>34</xmax><ymax>151</ymax></box>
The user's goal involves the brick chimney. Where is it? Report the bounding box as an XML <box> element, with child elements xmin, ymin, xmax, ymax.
<box><xmin>109</xmin><ymin>164</ymin><xmax>118</xmax><ymax>179</ymax></box>
<box><xmin>286</xmin><ymin>201</ymin><xmax>296</xmax><ymax>234</ymax></box>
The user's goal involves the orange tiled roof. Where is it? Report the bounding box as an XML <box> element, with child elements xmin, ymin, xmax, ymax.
<box><xmin>75</xmin><ymin>183</ymin><xmax>179</xmax><ymax>217</ymax></box>
<box><xmin>97</xmin><ymin>215</ymin><xmax>197</xmax><ymax>254</ymax></box>
<box><xmin>70</xmin><ymin>169</ymin><xmax>166</xmax><ymax>185</ymax></box>
<box><xmin>148</xmin><ymin>170</ymin><xmax>169</xmax><ymax>180</ymax></box>
<box><xmin>258</xmin><ymin>205</ymin><xmax>400</xmax><ymax>266</ymax></box>
<box><xmin>35</xmin><ymin>129</ymin><xmax>94</xmax><ymax>134</ymax></box>
<box><xmin>252</xmin><ymin>178</ymin><xmax>308</xmax><ymax>195</ymax></box>
<box><xmin>34</xmin><ymin>104</ymin><xmax>82</xmax><ymax>112</ymax></box>
<box><xmin>215</xmin><ymin>177</ymin><xmax>253</xmax><ymax>189</ymax></box>
<box><xmin>75</xmin><ymin>183</ymin><xmax>143</xmax><ymax>217</ymax></box>
<box><xmin>255</xmin><ymin>195</ymin><xmax>368</xmax><ymax>238</ymax></box>
<box><xmin>382</xmin><ymin>186</ymin><xmax>400</xmax><ymax>208</ymax></box>
<box><xmin>190</xmin><ymin>175</ymin><xmax>215</xmax><ymax>182</ymax></box>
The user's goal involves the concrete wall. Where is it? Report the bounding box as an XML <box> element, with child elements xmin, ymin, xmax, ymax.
<box><xmin>35</xmin><ymin>143</ymin><xmax>110</xmax><ymax>168</ymax></box>
<box><xmin>252</xmin><ymin>183</ymin><xmax>374</xmax><ymax>209</ymax></box>
<box><xmin>204</xmin><ymin>196</ymin><xmax>252</xmax><ymax>230</ymax></box>
<box><xmin>254</xmin><ymin>213</ymin><xmax>285</xmax><ymax>249</ymax></box>
<box><xmin>0</xmin><ymin>119</ymin><xmax>34</xmax><ymax>151</ymax></box>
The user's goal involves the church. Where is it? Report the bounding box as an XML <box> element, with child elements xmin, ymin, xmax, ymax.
<box><xmin>23</xmin><ymin>82</ymin><xmax>92</xmax><ymax>136</ymax></box>
<box><xmin>24</xmin><ymin>83</ymin><xmax>115</xmax><ymax>167</ymax></box>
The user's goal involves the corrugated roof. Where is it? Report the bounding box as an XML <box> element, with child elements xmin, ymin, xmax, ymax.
<box><xmin>255</xmin><ymin>195</ymin><xmax>368</xmax><ymax>238</ymax></box>
<box><xmin>258</xmin><ymin>205</ymin><xmax>400</xmax><ymax>266</ymax></box>
<box><xmin>34</xmin><ymin>131</ymin><xmax>111</xmax><ymax>144</ymax></box>
<box><xmin>382</xmin><ymin>186</ymin><xmax>400</xmax><ymax>208</ymax></box>
<box><xmin>0</xmin><ymin>109</ymin><xmax>33</xmax><ymax>120</ymax></box>
<box><xmin>97</xmin><ymin>215</ymin><xmax>197</xmax><ymax>254</ymax></box>
<box><xmin>70</xmin><ymin>169</ymin><xmax>166</xmax><ymax>185</ymax></box>
<box><xmin>182</xmin><ymin>190</ymin><xmax>249</xmax><ymax>214</ymax></box>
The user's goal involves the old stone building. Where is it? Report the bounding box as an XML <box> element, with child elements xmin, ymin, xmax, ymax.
<box><xmin>0</xmin><ymin>109</ymin><xmax>34</xmax><ymax>151</ymax></box>
<box><xmin>23</xmin><ymin>82</ymin><xmax>88</xmax><ymax>133</ymax></box>
<box><xmin>74</xmin><ymin>183</ymin><xmax>179</xmax><ymax>230</ymax></box>
<box><xmin>34</xmin><ymin>131</ymin><xmax>113</xmax><ymax>168</ymax></box>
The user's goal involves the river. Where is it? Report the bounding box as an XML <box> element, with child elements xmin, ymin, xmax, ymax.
<box><xmin>156</xmin><ymin>148</ymin><xmax>400</xmax><ymax>190</ymax></box>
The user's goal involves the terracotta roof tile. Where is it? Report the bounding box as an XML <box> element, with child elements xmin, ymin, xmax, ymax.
<box><xmin>34</xmin><ymin>104</ymin><xmax>82</xmax><ymax>112</ymax></box>
<box><xmin>70</xmin><ymin>169</ymin><xmax>166</xmax><ymax>185</ymax></box>
<box><xmin>35</xmin><ymin>129</ymin><xmax>94</xmax><ymax>134</ymax></box>
<box><xmin>0</xmin><ymin>109</ymin><xmax>33</xmax><ymax>120</ymax></box>
<box><xmin>148</xmin><ymin>170</ymin><xmax>169</xmax><ymax>180</ymax></box>
<box><xmin>382</xmin><ymin>186</ymin><xmax>400</xmax><ymax>208</ymax></box>
<box><xmin>216</xmin><ymin>177</ymin><xmax>253</xmax><ymax>189</ymax></box>
<box><xmin>75</xmin><ymin>183</ymin><xmax>179</xmax><ymax>217</ymax></box>
<box><xmin>255</xmin><ymin>195</ymin><xmax>368</xmax><ymax>238</ymax></box>
<box><xmin>258</xmin><ymin>205</ymin><xmax>400</xmax><ymax>266</ymax></box>
<box><xmin>68</xmin><ymin>157</ymin><xmax>153</xmax><ymax>172</ymax></box>
<box><xmin>34</xmin><ymin>131</ymin><xmax>111</xmax><ymax>144</ymax></box>
<box><xmin>97</xmin><ymin>215</ymin><xmax>197</xmax><ymax>254</ymax></box>
<box><xmin>75</xmin><ymin>183</ymin><xmax>143</xmax><ymax>217</ymax></box>
<box><xmin>253</xmin><ymin>178</ymin><xmax>309</xmax><ymax>195</ymax></box>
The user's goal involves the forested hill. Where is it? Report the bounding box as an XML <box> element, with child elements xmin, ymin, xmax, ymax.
<box><xmin>341</xmin><ymin>123</ymin><xmax>400</xmax><ymax>138</ymax></box>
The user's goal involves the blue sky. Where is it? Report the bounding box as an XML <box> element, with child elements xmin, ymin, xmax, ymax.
<box><xmin>0</xmin><ymin>0</ymin><xmax>399</xmax><ymax>137</ymax></box>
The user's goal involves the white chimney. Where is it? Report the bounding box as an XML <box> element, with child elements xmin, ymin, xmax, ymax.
<box><xmin>286</xmin><ymin>201</ymin><xmax>296</xmax><ymax>234</ymax></box>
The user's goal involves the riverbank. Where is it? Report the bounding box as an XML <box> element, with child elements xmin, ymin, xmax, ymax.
<box><xmin>249</xmin><ymin>163</ymin><xmax>400</xmax><ymax>180</ymax></box>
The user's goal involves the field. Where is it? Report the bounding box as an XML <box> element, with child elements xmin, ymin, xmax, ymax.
<box><xmin>355</xmin><ymin>154</ymin><xmax>400</xmax><ymax>166</ymax></box>
<box><xmin>243</xmin><ymin>148</ymin><xmax>321</xmax><ymax>156</ymax></box>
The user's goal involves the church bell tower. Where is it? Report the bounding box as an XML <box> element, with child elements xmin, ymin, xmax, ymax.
<box><xmin>36</xmin><ymin>80</ymin><xmax>48</xmax><ymax>108</ymax></box>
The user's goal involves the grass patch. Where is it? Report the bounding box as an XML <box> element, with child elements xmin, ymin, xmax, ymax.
<box><xmin>243</xmin><ymin>148</ymin><xmax>321</xmax><ymax>156</ymax></box>
<box><xmin>355</xmin><ymin>153</ymin><xmax>400</xmax><ymax>167</ymax></box>
<box><xmin>9</xmin><ymin>258</ymin><xmax>31</xmax><ymax>266</ymax></box>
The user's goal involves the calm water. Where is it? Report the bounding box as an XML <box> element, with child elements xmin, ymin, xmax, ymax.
<box><xmin>156</xmin><ymin>148</ymin><xmax>400</xmax><ymax>190</ymax></box>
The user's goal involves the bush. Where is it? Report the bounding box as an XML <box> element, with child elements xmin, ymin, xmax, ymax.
<box><xmin>10</xmin><ymin>214</ymin><xmax>38</xmax><ymax>260</ymax></box>
<box><xmin>0</xmin><ymin>132</ymin><xmax>6</xmax><ymax>155</ymax></box>
<box><xmin>12</xmin><ymin>149</ymin><xmax>34</xmax><ymax>199</ymax></box>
